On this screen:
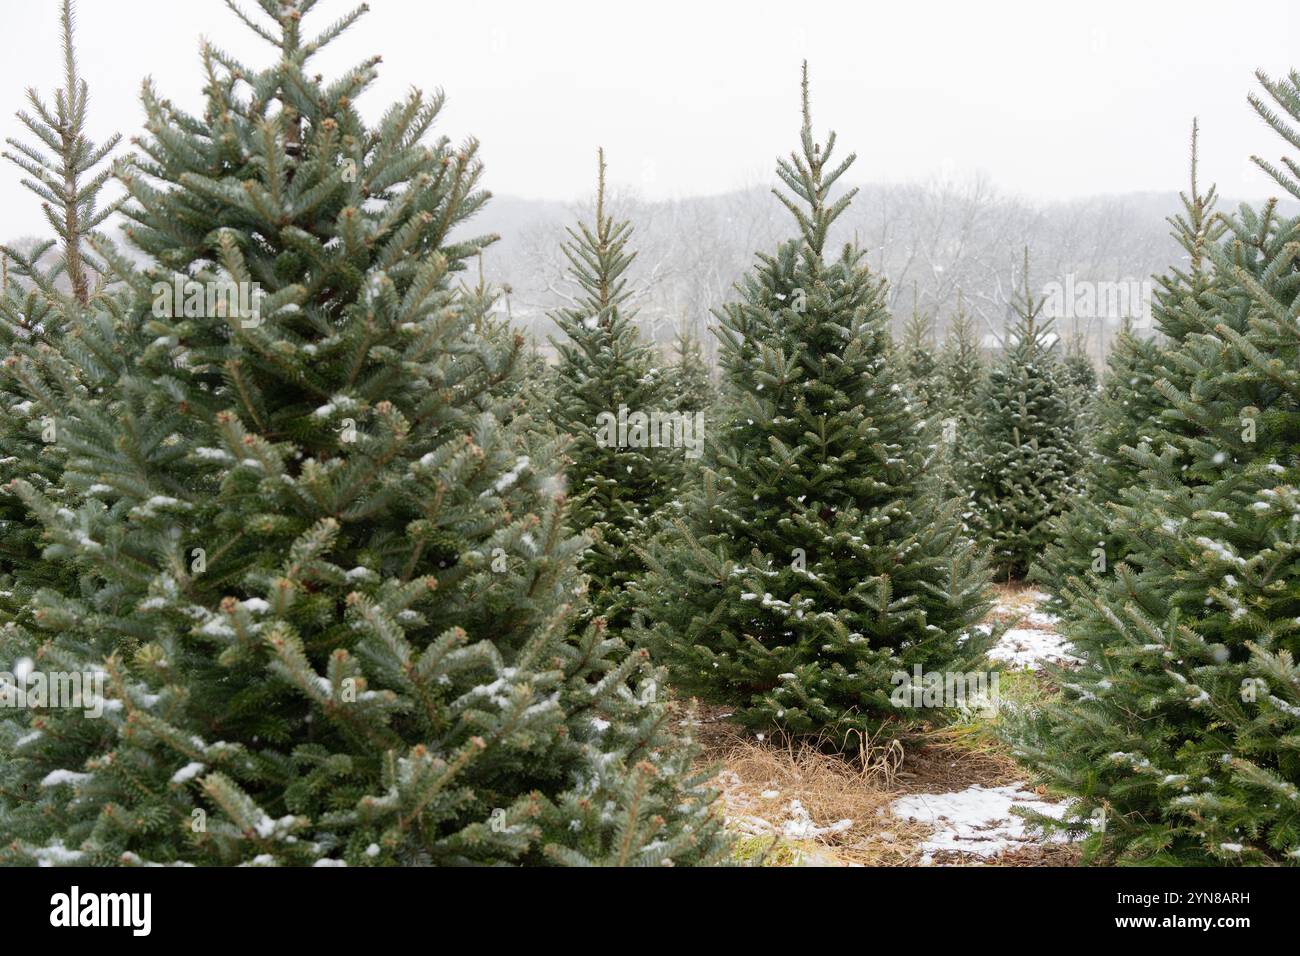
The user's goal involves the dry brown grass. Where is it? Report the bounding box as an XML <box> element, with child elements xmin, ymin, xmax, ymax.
<box><xmin>686</xmin><ymin>702</ymin><xmax>1073</xmax><ymax>866</ymax></box>
<box><xmin>702</xmin><ymin>724</ymin><xmax>933</xmax><ymax>865</ymax></box>
<box><xmin>898</xmin><ymin>727</ymin><xmax>1025</xmax><ymax>791</ymax></box>
<box><xmin>692</xmin><ymin>715</ymin><xmax>1076</xmax><ymax>867</ymax></box>
<box><xmin>987</xmin><ymin>581</ymin><xmax>1052</xmax><ymax>624</ymax></box>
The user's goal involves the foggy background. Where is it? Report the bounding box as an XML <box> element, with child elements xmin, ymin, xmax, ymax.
<box><xmin>4</xmin><ymin>0</ymin><xmax>1300</xmax><ymax>362</ymax></box>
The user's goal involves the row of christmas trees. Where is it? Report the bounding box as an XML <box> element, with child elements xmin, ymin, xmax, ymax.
<box><xmin>893</xmin><ymin>257</ymin><xmax>1097</xmax><ymax>581</ymax></box>
<box><xmin>1</xmin><ymin>0</ymin><xmax>1297</xmax><ymax>866</ymax></box>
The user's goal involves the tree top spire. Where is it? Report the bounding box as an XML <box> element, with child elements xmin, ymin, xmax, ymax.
<box><xmin>222</xmin><ymin>0</ymin><xmax>370</xmax><ymax>61</ymax></box>
<box><xmin>556</xmin><ymin>147</ymin><xmax>635</xmax><ymax>326</ymax></box>
<box><xmin>1</xmin><ymin>0</ymin><xmax>121</xmax><ymax>306</ymax></box>
<box><xmin>1011</xmin><ymin>245</ymin><xmax>1051</xmax><ymax>341</ymax></box>
<box><xmin>773</xmin><ymin>61</ymin><xmax>858</xmax><ymax>257</ymax></box>
<box><xmin>1166</xmin><ymin>118</ymin><xmax>1222</xmax><ymax>280</ymax></box>
<box><xmin>596</xmin><ymin>145</ymin><xmax>607</xmax><ymax>230</ymax></box>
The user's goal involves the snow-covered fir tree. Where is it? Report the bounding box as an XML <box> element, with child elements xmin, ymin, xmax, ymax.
<box><xmin>0</xmin><ymin>0</ymin><xmax>122</xmax><ymax>624</ymax></box>
<box><xmin>1060</xmin><ymin>341</ymin><xmax>1099</xmax><ymax>426</ymax></box>
<box><xmin>939</xmin><ymin>292</ymin><xmax>985</xmax><ymax>419</ymax></box>
<box><xmin>897</xmin><ymin>288</ymin><xmax>944</xmax><ymax>418</ymax></box>
<box><xmin>936</xmin><ymin>292</ymin><xmax>985</xmax><ymax>506</ymax></box>
<box><xmin>546</xmin><ymin>150</ymin><xmax>685</xmax><ymax>630</ymax></box>
<box><xmin>962</xmin><ymin>251</ymin><xmax>1082</xmax><ymax>579</ymax></box>
<box><xmin>0</xmin><ymin>0</ymin><xmax>726</xmax><ymax>867</ymax></box>
<box><xmin>664</xmin><ymin>318</ymin><xmax>715</xmax><ymax>416</ymax></box>
<box><xmin>1006</xmin><ymin>89</ymin><xmax>1300</xmax><ymax>864</ymax></box>
<box><xmin>634</xmin><ymin>66</ymin><xmax>995</xmax><ymax>743</ymax></box>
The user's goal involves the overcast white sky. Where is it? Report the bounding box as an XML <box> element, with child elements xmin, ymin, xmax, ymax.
<box><xmin>3</xmin><ymin>0</ymin><xmax>1299</xmax><ymax>237</ymax></box>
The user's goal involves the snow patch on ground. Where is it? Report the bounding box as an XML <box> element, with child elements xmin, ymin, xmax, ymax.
<box><xmin>886</xmin><ymin>588</ymin><xmax>1081</xmax><ymax>863</ymax></box>
<box><xmin>718</xmin><ymin>774</ymin><xmax>853</xmax><ymax>840</ymax></box>
<box><xmin>889</xmin><ymin>784</ymin><xmax>1070</xmax><ymax>860</ymax></box>
<box><xmin>989</xmin><ymin>627</ymin><xmax>1081</xmax><ymax>670</ymax></box>
<box><xmin>781</xmin><ymin>799</ymin><xmax>852</xmax><ymax>840</ymax></box>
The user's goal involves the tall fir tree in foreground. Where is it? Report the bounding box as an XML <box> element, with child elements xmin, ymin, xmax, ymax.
<box><xmin>1007</xmin><ymin>86</ymin><xmax>1300</xmax><ymax>863</ymax></box>
<box><xmin>547</xmin><ymin>150</ymin><xmax>682</xmax><ymax>630</ymax></box>
<box><xmin>0</xmin><ymin>0</ymin><xmax>725</xmax><ymax>867</ymax></box>
<box><xmin>634</xmin><ymin>66</ymin><xmax>995</xmax><ymax>744</ymax></box>
<box><xmin>0</xmin><ymin>0</ymin><xmax>123</xmax><ymax>622</ymax></box>
<box><xmin>962</xmin><ymin>251</ymin><xmax>1081</xmax><ymax>578</ymax></box>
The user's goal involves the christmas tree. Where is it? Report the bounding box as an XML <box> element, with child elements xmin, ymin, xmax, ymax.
<box><xmin>664</xmin><ymin>317</ymin><xmax>714</xmax><ymax>416</ymax></box>
<box><xmin>936</xmin><ymin>291</ymin><xmax>985</xmax><ymax>506</ymax></box>
<box><xmin>1032</xmin><ymin>126</ymin><xmax>1226</xmax><ymax>604</ymax></box>
<box><xmin>962</xmin><ymin>251</ymin><xmax>1081</xmax><ymax>579</ymax></box>
<box><xmin>1060</xmin><ymin>340</ymin><xmax>1099</xmax><ymax>423</ymax></box>
<box><xmin>634</xmin><ymin>66</ymin><xmax>995</xmax><ymax>743</ymax></box>
<box><xmin>546</xmin><ymin>150</ymin><xmax>684</xmax><ymax>630</ymax></box>
<box><xmin>1</xmin><ymin>0</ymin><xmax>123</xmax><ymax>622</ymax></box>
<box><xmin>1006</xmin><ymin>86</ymin><xmax>1300</xmax><ymax>863</ymax></box>
<box><xmin>0</xmin><ymin>0</ymin><xmax>725</xmax><ymax>867</ymax></box>
<box><xmin>1030</xmin><ymin>323</ymin><xmax>1166</xmax><ymax>603</ymax></box>
<box><xmin>897</xmin><ymin>286</ymin><xmax>943</xmax><ymax>417</ymax></box>
<box><xmin>0</xmin><ymin>0</ymin><xmax>120</xmax><ymax>306</ymax></box>
<box><xmin>939</xmin><ymin>291</ymin><xmax>984</xmax><ymax>417</ymax></box>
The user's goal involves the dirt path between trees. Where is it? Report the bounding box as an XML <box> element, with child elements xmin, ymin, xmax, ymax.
<box><xmin>689</xmin><ymin>583</ymin><xmax>1084</xmax><ymax>866</ymax></box>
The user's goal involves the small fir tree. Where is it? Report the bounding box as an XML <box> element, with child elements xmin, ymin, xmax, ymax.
<box><xmin>939</xmin><ymin>291</ymin><xmax>984</xmax><ymax>413</ymax></box>
<box><xmin>546</xmin><ymin>150</ymin><xmax>683</xmax><ymax>630</ymax></box>
<box><xmin>665</xmin><ymin>317</ymin><xmax>714</xmax><ymax>416</ymax></box>
<box><xmin>1060</xmin><ymin>340</ymin><xmax>1099</xmax><ymax>417</ymax></box>
<box><xmin>1030</xmin><ymin>323</ymin><xmax>1166</xmax><ymax>601</ymax></box>
<box><xmin>962</xmin><ymin>250</ymin><xmax>1081</xmax><ymax>578</ymax></box>
<box><xmin>634</xmin><ymin>66</ymin><xmax>995</xmax><ymax>744</ymax></box>
<box><xmin>897</xmin><ymin>285</ymin><xmax>943</xmax><ymax>417</ymax></box>
<box><xmin>936</xmin><ymin>291</ymin><xmax>985</xmax><ymax>506</ymax></box>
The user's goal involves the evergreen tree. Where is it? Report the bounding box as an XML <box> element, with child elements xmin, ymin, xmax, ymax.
<box><xmin>487</xmin><ymin>278</ymin><xmax>555</xmax><ymax>418</ymax></box>
<box><xmin>1060</xmin><ymin>347</ymin><xmax>1098</xmax><ymax>395</ymax></box>
<box><xmin>1</xmin><ymin>0</ymin><xmax>121</xmax><ymax>305</ymax></box>
<box><xmin>936</xmin><ymin>291</ymin><xmax>985</xmax><ymax>505</ymax></box>
<box><xmin>1032</xmin><ymin>126</ymin><xmax>1226</xmax><ymax>603</ymax></box>
<box><xmin>664</xmin><ymin>317</ymin><xmax>714</xmax><ymax>415</ymax></box>
<box><xmin>962</xmin><ymin>251</ymin><xmax>1081</xmax><ymax>578</ymax></box>
<box><xmin>1060</xmin><ymin>340</ymin><xmax>1099</xmax><ymax>422</ymax></box>
<box><xmin>458</xmin><ymin>253</ymin><xmax>535</xmax><ymax>413</ymax></box>
<box><xmin>1030</xmin><ymin>323</ymin><xmax>1166</xmax><ymax>601</ymax></box>
<box><xmin>897</xmin><ymin>285</ymin><xmax>943</xmax><ymax>416</ymax></box>
<box><xmin>0</xmin><ymin>0</ymin><xmax>725</xmax><ymax>867</ymax></box>
<box><xmin>546</xmin><ymin>150</ymin><xmax>682</xmax><ymax>630</ymax></box>
<box><xmin>634</xmin><ymin>66</ymin><xmax>994</xmax><ymax>743</ymax></box>
<box><xmin>939</xmin><ymin>291</ymin><xmax>984</xmax><ymax>413</ymax></box>
<box><xmin>0</xmin><ymin>0</ymin><xmax>122</xmax><ymax>623</ymax></box>
<box><xmin>517</xmin><ymin>332</ymin><xmax>556</xmax><ymax>418</ymax></box>
<box><xmin>1007</xmin><ymin>88</ymin><xmax>1300</xmax><ymax>863</ymax></box>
